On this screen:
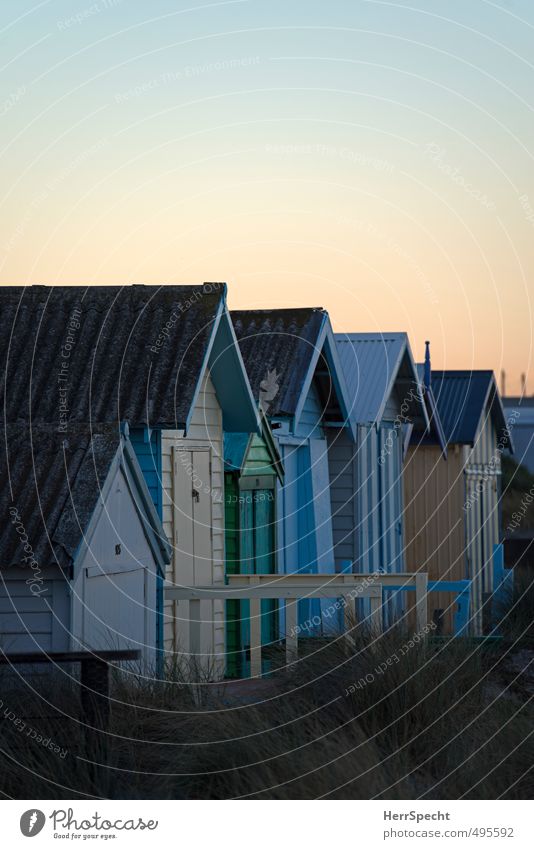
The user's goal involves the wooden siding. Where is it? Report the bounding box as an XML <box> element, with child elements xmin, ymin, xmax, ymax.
<box><xmin>403</xmin><ymin>444</ymin><xmax>466</xmax><ymax>633</ymax></box>
<box><xmin>295</xmin><ymin>381</ymin><xmax>325</xmax><ymax>439</ymax></box>
<box><xmin>242</xmin><ymin>433</ymin><xmax>277</xmax><ymax>477</ymax></box>
<box><xmin>161</xmin><ymin>371</ymin><xmax>225</xmax><ymax>671</ymax></box>
<box><xmin>72</xmin><ymin>464</ymin><xmax>159</xmax><ymax>669</ymax></box>
<box><xmin>327</xmin><ymin>428</ymin><xmax>358</xmax><ymax>571</ymax></box>
<box><xmin>0</xmin><ymin>570</ymin><xmax>69</xmax><ymax>654</ymax></box>
<box><xmin>463</xmin><ymin>413</ymin><xmax>501</xmax><ymax>635</ymax></box>
<box><xmin>328</xmin><ymin>421</ymin><xmax>405</xmax><ymax>625</ymax></box>
<box><xmin>130</xmin><ymin>428</ymin><xmax>162</xmax><ymax>518</ymax></box>
<box><xmin>1</xmin><ymin>463</ymin><xmax>161</xmax><ymax>671</ymax></box>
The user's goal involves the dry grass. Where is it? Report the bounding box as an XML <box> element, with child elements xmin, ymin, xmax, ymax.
<box><xmin>0</xmin><ymin>629</ymin><xmax>533</xmax><ymax>799</ymax></box>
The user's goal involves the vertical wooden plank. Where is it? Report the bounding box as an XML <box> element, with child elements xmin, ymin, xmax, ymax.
<box><xmin>189</xmin><ymin>599</ymin><xmax>201</xmax><ymax>660</ymax></box>
<box><xmin>249</xmin><ymin>597</ymin><xmax>262</xmax><ymax>678</ymax></box>
<box><xmin>369</xmin><ymin>587</ymin><xmax>383</xmax><ymax>633</ymax></box>
<box><xmin>192</xmin><ymin>450</ymin><xmax>213</xmax><ymax>586</ymax></box>
<box><xmin>415</xmin><ymin>572</ymin><xmax>428</xmax><ymax>634</ymax></box>
<box><xmin>285</xmin><ymin>598</ymin><xmax>298</xmax><ymax>669</ymax></box>
<box><xmin>342</xmin><ymin>593</ymin><xmax>355</xmax><ymax>633</ymax></box>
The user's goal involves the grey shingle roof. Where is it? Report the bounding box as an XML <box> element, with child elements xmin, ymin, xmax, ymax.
<box><xmin>231</xmin><ymin>308</ymin><xmax>326</xmax><ymax>417</ymax></box>
<box><xmin>1</xmin><ymin>284</ymin><xmax>224</xmax><ymax>429</ymax></box>
<box><xmin>1</xmin><ymin>424</ymin><xmax>120</xmax><ymax>571</ymax></box>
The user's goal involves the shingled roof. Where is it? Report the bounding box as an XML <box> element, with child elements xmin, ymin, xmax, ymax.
<box><xmin>1</xmin><ymin>423</ymin><xmax>171</xmax><ymax>572</ymax></box>
<box><xmin>1</xmin><ymin>424</ymin><xmax>121</xmax><ymax>571</ymax></box>
<box><xmin>231</xmin><ymin>308</ymin><xmax>326</xmax><ymax>417</ymax></box>
<box><xmin>0</xmin><ymin>284</ymin><xmax>224</xmax><ymax>429</ymax></box>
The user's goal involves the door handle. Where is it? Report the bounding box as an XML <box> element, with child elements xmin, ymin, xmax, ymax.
<box><xmin>192</xmin><ymin>489</ymin><xmax>200</xmax><ymax>503</ymax></box>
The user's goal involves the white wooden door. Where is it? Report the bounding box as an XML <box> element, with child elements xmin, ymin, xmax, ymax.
<box><xmin>83</xmin><ymin>563</ymin><xmax>147</xmax><ymax>655</ymax></box>
<box><xmin>172</xmin><ymin>447</ymin><xmax>213</xmax><ymax>657</ymax></box>
<box><xmin>173</xmin><ymin>447</ymin><xmax>213</xmax><ymax>585</ymax></box>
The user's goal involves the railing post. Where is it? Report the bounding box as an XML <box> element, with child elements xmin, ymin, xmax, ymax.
<box><xmin>342</xmin><ymin>593</ymin><xmax>356</xmax><ymax>648</ymax></box>
<box><xmin>189</xmin><ymin>599</ymin><xmax>201</xmax><ymax>664</ymax></box>
<box><xmin>369</xmin><ymin>586</ymin><xmax>383</xmax><ymax>633</ymax></box>
<box><xmin>454</xmin><ymin>583</ymin><xmax>471</xmax><ymax>636</ymax></box>
<box><xmin>80</xmin><ymin>658</ymin><xmax>110</xmax><ymax>728</ymax></box>
<box><xmin>285</xmin><ymin>598</ymin><xmax>298</xmax><ymax>670</ymax></box>
<box><xmin>415</xmin><ymin>572</ymin><xmax>428</xmax><ymax>634</ymax></box>
<box><xmin>249</xmin><ymin>598</ymin><xmax>262</xmax><ymax>678</ymax></box>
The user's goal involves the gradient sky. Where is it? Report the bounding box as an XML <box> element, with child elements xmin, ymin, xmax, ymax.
<box><xmin>1</xmin><ymin>0</ymin><xmax>533</xmax><ymax>392</ymax></box>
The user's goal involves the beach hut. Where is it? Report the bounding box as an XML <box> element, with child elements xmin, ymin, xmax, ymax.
<box><xmin>402</xmin><ymin>343</ymin><xmax>464</xmax><ymax>634</ymax></box>
<box><xmin>428</xmin><ymin>369</ymin><xmax>514</xmax><ymax>634</ymax></box>
<box><xmin>0</xmin><ymin>424</ymin><xmax>170</xmax><ymax>671</ymax></box>
<box><xmin>224</xmin><ymin>411</ymin><xmax>284</xmax><ymax>676</ymax></box>
<box><xmin>502</xmin><ymin>395</ymin><xmax>534</xmax><ymax>475</ymax></box>
<box><xmin>231</xmin><ymin>308</ymin><xmax>356</xmax><ymax>634</ymax></box>
<box><xmin>0</xmin><ymin>284</ymin><xmax>260</xmax><ymax>675</ymax></box>
<box><xmin>331</xmin><ymin>333</ymin><xmax>428</xmax><ymax>623</ymax></box>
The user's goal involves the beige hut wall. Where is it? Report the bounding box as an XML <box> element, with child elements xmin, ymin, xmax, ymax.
<box><xmin>403</xmin><ymin>443</ymin><xmax>466</xmax><ymax>633</ymax></box>
<box><xmin>161</xmin><ymin>370</ymin><xmax>225</xmax><ymax>673</ymax></box>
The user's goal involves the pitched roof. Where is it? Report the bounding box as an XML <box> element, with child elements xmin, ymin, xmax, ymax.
<box><xmin>1</xmin><ymin>424</ymin><xmax>171</xmax><ymax>572</ymax></box>
<box><xmin>224</xmin><ymin>411</ymin><xmax>284</xmax><ymax>483</ymax></box>
<box><xmin>411</xmin><ymin>363</ymin><xmax>447</xmax><ymax>455</ymax></box>
<box><xmin>0</xmin><ymin>284</ymin><xmax>225</xmax><ymax>429</ymax></box>
<box><xmin>231</xmin><ymin>308</ymin><xmax>326</xmax><ymax>417</ymax></box>
<box><xmin>334</xmin><ymin>332</ymin><xmax>427</xmax><ymax>425</ymax></box>
<box><xmin>1</xmin><ymin>424</ymin><xmax>119</xmax><ymax>570</ymax></box>
<box><xmin>431</xmin><ymin>370</ymin><xmax>511</xmax><ymax>448</ymax></box>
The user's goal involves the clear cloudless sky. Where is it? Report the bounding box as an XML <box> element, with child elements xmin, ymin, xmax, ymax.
<box><xmin>0</xmin><ymin>0</ymin><xmax>533</xmax><ymax>392</ymax></box>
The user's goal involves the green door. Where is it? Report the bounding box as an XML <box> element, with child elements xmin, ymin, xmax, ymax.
<box><xmin>225</xmin><ymin>483</ymin><xmax>277</xmax><ymax>677</ymax></box>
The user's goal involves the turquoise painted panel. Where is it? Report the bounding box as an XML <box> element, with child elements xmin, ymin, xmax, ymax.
<box><xmin>129</xmin><ymin>427</ymin><xmax>163</xmax><ymax>519</ymax></box>
<box><xmin>130</xmin><ymin>426</ymin><xmax>164</xmax><ymax>664</ymax></box>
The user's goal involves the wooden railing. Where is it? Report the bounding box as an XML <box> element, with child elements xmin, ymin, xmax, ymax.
<box><xmin>0</xmin><ymin>649</ymin><xmax>141</xmax><ymax>725</ymax></box>
<box><xmin>165</xmin><ymin>572</ymin><xmax>429</xmax><ymax>677</ymax></box>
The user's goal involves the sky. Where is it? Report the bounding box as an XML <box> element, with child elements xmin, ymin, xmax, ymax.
<box><xmin>0</xmin><ymin>0</ymin><xmax>533</xmax><ymax>393</ymax></box>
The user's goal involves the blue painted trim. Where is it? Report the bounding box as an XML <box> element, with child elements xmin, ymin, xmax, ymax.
<box><xmin>387</xmin><ymin>581</ymin><xmax>471</xmax><ymax>637</ymax></box>
<box><xmin>385</xmin><ymin>579</ymin><xmax>471</xmax><ymax>636</ymax></box>
<box><xmin>185</xmin><ymin>298</ymin><xmax>261</xmax><ymax>436</ymax></box>
<box><xmin>185</xmin><ymin>297</ymin><xmax>225</xmax><ymax>435</ymax></box>
<box><xmin>293</xmin><ymin>316</ymin><xmax>357</xmax><ymax>442</ymax></box>
<box><xmin>121</xmin><ymin>436</ymin><xmax>172</xmax><ymax>572</ymax></box>
<box><xmin>321</xmin><ymin>327</ymin><xmax>358</xmax><ymax>442</ymax></box>
<box><xmin>129</xmin><ymin>426</ymin><xmax>165</xmax><ymax>673</ymax></box>
<box><xmin>493</xmin><ymin>542</ymin><xmax>513</xmax><ymax>633</ymax></box>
